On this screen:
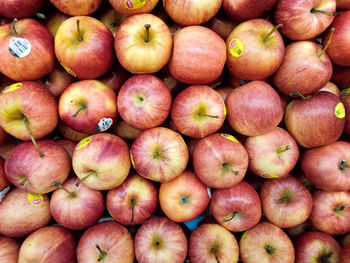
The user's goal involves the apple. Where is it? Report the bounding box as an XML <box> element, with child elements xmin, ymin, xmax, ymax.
<box><xmin>171</xmin><ymin>85</ymin><xmax>226</xmax><ymax>138</ymax></box>
<box><xmin>193</xmin><ymin>133</ymin><xmax>249</xmax><ymax>188</ymax></box>
<box><xmin>223</xmin><ymin>0</ymin><xmax>277</xmax><ymax>20</ymax></box>
<box><xmin>109</xmin><ymin>0</ymin><xmax>159</xmax><ymax>16</ymax></box>
<box><xmin>0</xmin><ymin>19</ymin><xmax>55</xmax><ymax>81</ymax></box>
<box><xmin>343</xmin><ymin>93</ymin><xmax>350</xmax><ymax>135</ymax></box>
<box><xmin>18</xmin><ymin>226</ymin><xmax>76</xmax><ymax>263</ymax></box>
<box><xmin>77</xmin><ymin>221</ymin><xmax>134</xmax><ymax>263</ymax></box>
<box><xmin>159</xmin><ymin>170</ymin><xmax>211</xmax><ymax>222</ymax></box>
<box><xmin>0</xmin><ymin>188</ymin><xmax>51</xmax><ymax>238</ymax></box>
<box><xmin>72</xmin><ymin>133</ymin><xmax>131</xmax><ymax>190</ymax></box>
<box><xmin>295</xmin><ymin>231</ymin><xmax>342</xmax><ymax>263</ymax></box>
<box><xmin>0</xmin><ymin>141</ymin><xmax>17</xmax><ymax>160</ymax></box>
<box><xmin>332</xmin><ymin>64</ymin><xmax>350</xmax><ymax>89</ymax></box>
<box><xmin>155</xmin><ymin>66</ymin><xmax>179</xmax><ymax>94</ymax></box>
<box><xmin>59</xmin><ymin>80</ymin><xmax>117</xmax><ymax>134</ymax></box>
<box><xmin>343</xmin><ymin>242</ymin><xmax>350</xmax><ymax>263</ymax></box>
<box><xmin>97</xmin><ymin>2</ymin><xmax>127</xmax><ymax>36</ymax></box>
<box><xmin>117</xmin><ymin>74</ymin><xmax>172</xmax><ymax>130</ymax></box>
<box><xmin>0</xmin><ymin>235</ymin><xmax>20</xmax><ymax>263</ymax></box>
<box><xmin>130</xmin><ymin>127</ymin><xmax>189</xmax><ymax>182</ymax></box>
<box><xmin>319</xmin><ymin>81</ymin><xmax>340</xmax><ymax>97</ymax></box>
<box><xmin>0</xmin><ymin>157</ymin><xmax>11</xmax><ymax>202</ymax></box>
<box><xmin>49</xmin><ymin>0</ymin><xmax>102</xmax><ymax>15</ymax></box>
<box><xmin>107</xmin><ymin>173</ymin><xmax>158</xmax><ymax>226</ymax></box>
<box><xmin>284</xmin><ymin>91</ymin><xmax>345</xmax><ymax>148</ymax></box>
<box><xmin>0</xmin><ymin>0</ymin><xmax>43</xmax><ymax>18</ymax></box>
<box><xmin>57</xmin><ymin>121</ymin><xmax>89</xmax><ymax>142</ymax></box>
<box><xmin>169</xmin><ymin>25</ymin><xmax>226</xmax><ymax>85</ymax></box>
<box><xmin>208</xmin><ymin>12</ymin><xmax>237</xmax><ymax>40</ymax></box>
<box><xmin>226</xmin><ymin>81</ymin><xmax>284</xmax><ymax>136</ymax></box>
<box><xmin>210</xmin><ymin>180</ymin><xmax>262</xmax><ymax>232</ymax></box>
<box><xmin>113</xmin><ymin>119</ymin><xmax>141</xmax><ymax>141</ymax></box>
<box><xmin>239</xmin><ymin>222</ymin><xmax>295</xmax><ymax>263</ymax></box>
<box><xmin>244</xmin><ymin>127</ymin><xmax>299</xmax><ymax>179</ymax></box>
<box><xmin>0</xmin><ymin>126</ymin><xmax>9</xmax><ymax>146</ymax></box>
<box><xmin>284</xmin><ymin>221</ymin><xmax>314</xmax><ymax>238</ymax></box>
<box><xmin>54</xmin><ymin>139</ymin><xmax>76</xmax><ymax>159</ymax></box>
<box><xmin>44</xmin><ymin>10</ymin><xmax>70</xmax><ymax>37</ymax></box>
<box><xmin>216</xmin><ymin>86</ymin><xmax>235</xmax><ymax>101</ymax></box>
<box><xmin>134</xmin><ymin>217</ymin><xmax>187</xmax><ymax>263</ymax></box>
<box><xmin>337</xmin><ymin>0</ymin><xmax>350</xmax><ymax>9</ymax></box>
<box><xmin>226</xmin><ymin>19</ymin><xmax>284</xmax><ymax>81</ymax></box>
<box><xmin>342</xmin><ymin>233</ymin><xmax>350</xmax><ymax>246</ymax></box>
<box><xmin>55</xmin><ymin>16</ymin><xmax>114</xmax><ymax>79</ymax></box>
<box><xmin>99</xmin><ymin>62</ymin><xmax>129</xmax><ymax>92</ymax></box>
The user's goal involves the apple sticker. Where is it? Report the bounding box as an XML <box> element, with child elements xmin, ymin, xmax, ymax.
<box><xmin>8</xmin><ymin>37</ymin><xmax>31</xmax><ymax>58</ymax></box>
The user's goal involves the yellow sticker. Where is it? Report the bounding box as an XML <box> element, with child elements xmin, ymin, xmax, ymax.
<box><xmin>130</xmin><ymin>151</ymin><xmax>135</xmax><ymax>168</ymax></box>
<box><xmin>241</xmin><ymin>231</ymin><xmax>248</xmax><ymax>242</ymax></box>
<box><xmin>2</xmin><ymin>83</ymin><xmax>22</xmax><ymax>93</ymax></box>
<box><xmin>335</xmin><ymin>102</ymin><xmax>345</xmax><ymax>119</ymax></box>
<box><xmin>125</xmin><ymin>0</ymin><xmax>146</xmax><ymax>9</ymax></box>
<box><xmin>228</xmin><ymin>38</ymin><xmax>244</xmax><ymax>57</ymax></box>
<box><xmin>179</xmin><ymin>135</ymin><xmax>187</xmax><ymax>148</ymax></box>
<box><xmin>27</xmin><ymin>193</ymin><xmax>43</xmax><ymax>207</ymax></box>
<box><xmin>221</xmin><ymin>133</ymin><xmax>238</xmax><ymax>142</ymax></box>
<box><xmin>260</xmin><ymin>172</ymin><xmax>279</xmax><ymax>179</ymax></box>
<box><xmin>224</xmin><ymin>104</ymin><xmax>227</xmax><ymax>117</ymax></box>
<box><xmin>340</xmin><ymin>88</ymin><xmax>350</xmax><ymax>99</ymax></box>
<box><xmin>60</xmin><ymin>63</ymin><xmax>77</xmax><ymax>78</ymax></box>
<box><xmin>76</xmin><ymin>137</ymin><xmax>92</xmax><ymax>150</ymax></box>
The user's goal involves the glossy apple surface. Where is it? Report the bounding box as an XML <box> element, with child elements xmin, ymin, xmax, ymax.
<box><xmin>0</xmin><ymin>0</ymin><xmax>43</xmax><ymax>18</ymax></box>
<box><xmin>0</xmin><ymin>235</ymin><xmax>19</xmax><ymax>263</ymax></box>
<box><xmin>50</xmin><ymin>0</ymin><xmax>102</xmax><ymax>15</ymax></box>
<box><xmin>109</xmin><ymin>0</ymin><xmax>159</xmax><ymax>16</ymax></box>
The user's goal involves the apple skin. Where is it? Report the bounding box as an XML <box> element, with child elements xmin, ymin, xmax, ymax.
<box><xmin>57</xmin><ymin>121</ymin><xmax>89</xmax><ymax>142</ymax></box>
<box><xmin>284</xmin><ymin>92</ymin><xmax>345</xmax><ymax>148</ymax></box>
<box><xmin>189</xmin><ymin>223</ymin><xmax>239</xmax><ymax>263</ymax></box>
<box><xmin>117</xmin><ymin>74</ymin><xmax>172</xmax><ymax>130</ymax></box>
<box><xmin>210</xmin><ymin>181</ymin><xmax>262</xmax><ymax>232</ymax></box>
<box><xmin>115</xmin><ymin>13</ymin><xmax>172</xmax><ymax>74</ymax></box>
<box><xmin>44</xmin><ymin>10</ymin><xmax>70</xmax><ymax>37</ymax></box>
<box><xmin>18</xmin><ymin>226</ymin><xmax>76</xmax><ymax>263</ymax></box>
<box><xmin>332</xmin><ymin>64</ymin><xmax>350</xmax><ymax>88</ymax></box>
<box><xmin>58</xmin><ymin>80</ymin><xmax>118</xmax><ymax>134</ymax></box>
<box><xmin>244</xmin><ymin>127</ymin><xmax>299</xmax><ymax>179</ymax></box>
<box><xmin>77</xmin><ymin>221</ymin><xmax>134</xmax><ymax>263</ymax></box>
<box><xmin>55</xmin><ymin>16</ymin><xmax>114</xmax><ymax>80</ymax></box>
<box><xmin>0</xmin><ymin>0</ymin><xmax>43</xmax><ymax>18</ymax></box>
<box><xmin>0</xmin><ymin>19</ymin><xmax>55</xmax><ymax>81</ymax></box>
<box><xmin>113</xmin><ymin>119</ymin><xmax>141</xmax><ymax>140</ymax></box>
<box><xmin>226</xmin><ymin>81</ymin><xmax>284</xmax><ymax>136</ymax></box>
<box><xmin>216</xmin><ymin>86</ymin><xmax>235</xmax><ymax>101</ymax></box>
<box><xmin>275</xmin><ymin>0</ymin><xmax>336</xmax><ymax>40</ymax></box>
<box><xmin>208</xmin><ymin>13</ymin><xmax>237</xmax><ymax>40</ymax></box>
<box><xmin>49</xmin><ymin>0</ymin><xmax>102</xmax><ymax>15</ymax></box>
<box><xmin>0</xmin><ymin>235</ymin><xmax>20</xmax><ymax>263</ymax></box>
<box><xmin>0</xmin><ymin>141</ymin><xmax>17</xmax><ymax>160</ymax></box>
<box><xmin>295</xmin><ymin>231</ymin><xmax>342</xmax><ymax>263</ymax></box>
<box><xmin>319</xmin><ymin>81</ymin><xmax>340</xmax><ymax>97</ymax></box>
<box><xmin>323</xmin><ymin>10</ymin><xmax>350</xmax><ymax>66</ymax></box>
<box><xmin>343</xmin><ymin>93</ymin><xmax>350</xmax><ymax>135</ymax></box>
<box><xmin>54</xmin><ymin>139</ymin><xmax>76</xmax><ymax>159</ymax></box>
<box><xmin>0</xmin><ymin>126</ymin><xmax>9</xmax><ymax>145</ymax></box>
<box><xmin>193</xmin><ymin>133</ymin><xmax>249</xmax><ymax>188</ymax></box>
<box><xmin>260</xmin><ymin>175</ymin><xmax>313</xmax><ymax>228</ymax></box>
<box><xmin>0</xmin><ymin>157</ymin><xmax>11</xmax><ymax>192</ymax></box>
<box><xmin>5</xmin><ymin>140</ymin><xmax>71</xmax><ymax>194</ymax></box>
<box><xmin>107</xmin><ymin>173</ymin><xmax>158</xmax><ymax>226</ymax></box>
<box><xmin>109</xmin><ymin>0</ymin><xmax>159</xmax><ymax>16</ymax></box>
<box><xmin>169</xmin><ymin>26</ymin><xmax>226</xmax><ymax>85</ymax></box>
<box><xmin>130</xmin><ymin>127</ymin><xmax>189</xmax><ymax>182</ymax></box>
<box><xmin>159</xmin><ymin>170</ymin><xmax>211</xmax><ymax>222</ymax></box>
<box><xmin>226</xmin><ymin>19</ymin><xmax>285</xmax><ymax>81</ymax></box>
<box><xmin>163</xmin><ymin>0</ymin><xmax>222</xmax><ymax>26</ymax></box>
<box><xmin>239</xmin><ymin>222</ymin><xmax>295</xmax><ymax>263</ymax></box>
<box><xmin>343</xmin><ymin>242</ymin><xmax>350</xmax><ymax>263</ymax></box>
<box><xmin>99</xmin><ymin>62</ymin><xmax>129</xmax><ymax>92</ymax></box>
<box><xmin>337</xmin><ymin>0</ymin><xmax>350</xmax><ymax>9</ymax></box>
<box><xmin>97</xmin><ymin>3</ymin><xmax>127</xmax><ymax>37</ymax></box>
<box><xmin>134</xmin><ymin>217</ymin><xmax>187</xmax><ymax>263</ymax></box>
<box><xmin>0</xmin><ymin>188</ymin><xmax>51</xmax><ymax>238</ymax></box>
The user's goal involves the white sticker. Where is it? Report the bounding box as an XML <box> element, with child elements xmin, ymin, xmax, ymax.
<box><xmin>9</xmin><ymin>37</ymin><xmax>31</xmax><ymax>58</ymax></box>
<box><xmin>0</xmin><ymin>186</ymin><xmax>10</xmax><ymax>202</ymax></box>
<box><xmin>96</xmin><ymin>118</ymin><xmax>113</xmax><ymax>132</ymax></box>
<box><xmin>207</xmin><ymin>187</ymin><xmax>212</xmax><ymax>198</ymax></box>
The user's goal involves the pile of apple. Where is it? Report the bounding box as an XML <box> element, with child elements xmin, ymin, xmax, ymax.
<box><xmin>1</xmin><ymin>0</ymin><xmax>350</xmax><ymax>262</ymax></box>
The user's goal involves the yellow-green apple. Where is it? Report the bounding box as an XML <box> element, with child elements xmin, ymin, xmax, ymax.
<box><xmin>113</xmin><ymin>119</ymin><xmax>141</xmax><ymax>140</ymax></box>
<box><xmin>284</xmin><ymin>92</ymin><xmax>345</xmax><ymax>148</ymax></box>
<box><xmin>0</xmin><ymin>157</ymin><xmax>11</xmax><ymax>202</ymax></box>
<box><xmin>77</xmin><ymin>221</ymin><xmax>134</xmax><ymax>263</ymax></box>
<box><xmin>18</xmin><ymin>226</ymin><xmax>76</xmax><ymax>263</ymax></box>
<box><xmin>260</xmin><ymin>175</ymin><xmax>313</xmax><ymax>228</ymax></box>
<box><xmin>189</xmin><ymin>223</ymin><xmax>239</xmax><ymax>263</ymax></box>
<box><xmin>115</xmin><ymin>13</ymin><xmax>172</xmax><ymax>74</ymax></box>
<box><xmin>99</xmin><ymin>62</ymin><xmax>129</xmax><ymax>92</ymax></box>
<box><xmin>57</xmin><ymin>121</ymin><xmax>89</xmax><ymax>142</ymax></box>
<box><xmin>295</xmin><ymin>231</ymin><xmax>342</xmax><ymax>263</ymax></box>
<box><xmin>0</xmin><ymin>19</ymin><xmax>55</xmax><ymax>81</ymax></box>
<box><xmin>58</xmin><ymin>80</ymin><xmax>117</xmax><ymax>134</ymax></box>
<box><xmin>109</xmin><ymin>0</ymin><xmax>158</xmax><ymax>16</ymax></box>
<box><xmin>54</xmin><ymin>139</ymin><xmax>76</xmax><ymax>159</ymax></box>
<box><xmin>337</xmin><ymin>0</ymin><xmax>350</xmax><ymax>9</ymax></box>
<box><xmin>0</xmin><ymin>0</ymin><xmax>43</xmax><ymax>18</ymax></box>
<box><xmin>319</xmin><ymin>81</ymin><xmax>340</xmax><ymax>97</ymax></box>
<box><xmin>193</xmin><ymin>133</ymin><xmax>249</xmax><ymax>188</ymax></box>
<box><xmin>226</xmin><ymin>19</ymin><xmax>284</xmax><ymax>80</ymax></box>
<box><xmin>130</xmin><ymin>127</ymin><xmax>188</xmax><ymax>182</ymax></box>
<box><xmin>72</xmin><ymin>133</ymin><xmax>131</xmax><ymax>190</ymax></box>
<box><xmin>208</xmin><ymin>13</ymin><xmax>237</xmax><ymax>40</ymax></box>
<box><xmin>275</xmin><ymin>0</ymin><xmax>336</xmax><ymax>40</ymax></box>
<box><xmin>300</xmin><ymin>141</ymin><xmax>350</xmax><ymax>192</ymax></box>
<box><xmin>50</xmin><ymin>177</ymin><xmax>105</xmax><ymax>230</ymax></box>
<box><xmin>171</xmin><ymin>85</ymin><xmax>226</xmax><ymax>138</ymax></box>
<box><xmin>49</xmin><ymin>0</ymin><xmax>102</xmax><ymax>15</ymax></box>
<box><xmin>55</xmin><ymin>16</ymin><xmax>114</xmax><ymax>79</ymax></box>
<box><xmin>310</xmin><ymin>190</ymin><xmax>350</xmax><ymax>235</ymax></box>
<box><xmin>210</xmin><ymin>180</ymin><xmax>261</xmax><ymax>232</ymax></box>
<box><xmin>163</xmin><ymin>0</ymin><xmax>222</xmax><ymax>26</ymax></box>
<box><xmin>159</xmin><ymin>170</ymin><xmax>210</xmax><ymax>222</ymax></box>
<box><xmin>107</xmin><ymin>173</ymin><xmax>158</xmax><ymax>226</ymax></box>
<box><xmin>239</xmin><ymin>222</ymin><xmax>295</xmax><ymax>263</ymax></box>
<box><xmin>226</xmin><ymin>81</ymin><xmax>284</xmax><ymax>136</ymax></box>
<box><xmin>343</xmin><ymin>93</ymin><xmax>350</xmax><ymax>134</ymax></box>
<box><xmin>134</xmin><ymin>217</ymin><xmax>187</xmax><ymax>263</ymax></box>
<box><xmin>169</xmin><ymin>26</ymin><xmax>226</xmax><ymax>84</ymax></box>
<box><xmin>0</xmin><ymin>235</ymin><xmax>19</xmax><ymax>263</ymax></box>
<box><xmin>44</xmin><ymin>10</ymin><xmax>70</xmax><ymax>37</ymax></box>
<box><xmin>274</xmin><ymin>40</ymin><xmax>333</xmax><ymax>97</ymax></box>
<box><xmin>0</xmin><ymin>188</ymin><xmax>51</xmax><ymax>238</ymax></box>
<box><xmin>97</xmin><ymin>2</ymin><xmax>127</xmax><ymax>36</ymax></box>
<box><xmin>244</xmin><ymin>127</ymin><xmax>299</xmax><ymax>179</ymax></box>
<box><xmin>332</xmin><ymin>64</ymin><xmax>350</xmax><ymax>89</ymax></box>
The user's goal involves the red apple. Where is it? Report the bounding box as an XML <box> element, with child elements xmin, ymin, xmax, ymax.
<box><xmin>97</xmin><ymin>2</ymin><xmax>127</xmax><ymax>36</ymax></box>
<box><xmin>208</xmin><ymin>13</ymin><xmax>237</xmax><ymax>40</ymax></box>
<box><xmin>216</xmin><ymin>86</ymin><xmax>235</xmax><ymax>101</ymax></box>
<box><xmin>0</xmin><ymin>126</ymin><xmax>8</xmax><ymax>146</ymax></box>
<box><xmin>284</xmin><ymin>221</ymin><xmax>314</xmax><ymax>238</ymax></box>
<box><xmin>0</xmin><ymin>235</ymin><xmax>19</xmax><ymax>262</ymax></box>
<box><xmin>49</xmin><ymin>0</ymin><xmax>102</xmax><ymax>15</ymax></box>
<box><xmin>319</xmin><ymin>81</ymin><xmax>340</xmax><ymax>97</ymax></box>
<box><xmin>343</xmin><ymin>242</ymin><xmax>350</xmax><ymax>263</ymax></box>
<box><xmin>99</xmin><ymin>62</ymin><xmax>129</xmax><ymax>92</ymax></box>
<box><xmin>0</xmin><ymin>141</ymin><xmax>17</xmax><ymax>160</ymax></box>
<box><xmin>109</xmin><ymin>0</ymin><xmax>159</xmax><ymax>16</ymax></box>
<box><xmin>44</xmin><ymin>10</ymin><xmax>70</xmax><ymax>37</ymax></box>
<box><xmin>343</xmin><ymin>93</ymin><xmax>350</xmax><ymax>135</ymax></box>
<box><xmin>0</xmin><ymin>157</ymin><xmax>11</xmax><ymax>200</ymax></box>
<box><xmin>332</xmin><ymin>64</ymin><xmax>350</xmax><ymax>89</ymax></box>
<box><xmin>0</xmin><ymin>0</ymin><xmax>43</xmax><ymax>18</ymax></box>
<box><xmin>57</xmin><ymin>121</ymin><xmax>89</xmax><ymax>142</ymax></box>
<box><xmin>54</xmin><ymin>139</ymin><xmax>76</xmax><ymax>159</ymax></box>
<box><xmin>113</xmin><ymin>119</ymin><xmax>141</xmax><ymax>140</ymax></box>
<box><xmin>155</xmin><ymin>66</ymin><xmax>179</xmax><ymax>94</ymax></box>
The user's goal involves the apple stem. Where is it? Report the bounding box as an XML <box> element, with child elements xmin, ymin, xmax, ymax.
<box><xmin>290</xmin><ymin>92</ymin><xmax>307</xmax><ymax>100</ymax></box>
<box><xmin>222</xmin><ymin>163</ymin><xmax>239</xmax><ymax>175</ymax></box>
<box><xmin>95</xmin><ymin>244</ymin><xmax>107</xmax><ymax>262</ymax></box>
<box><xmin>144</xmin><ymin>24</ymin><xmax>151</xmax><ymax>43</ymax></box>
<box><xmin>210</xmin><ymin>247</ymin><xmax>221</xmax><ymax>263</ymax></box>
<box><xmin>318</xmin><ymin>28</ymin><xmax>335</xmax><ymax>58</ymax></box>
<box><xmin>52</xmin><ymin>182</ymin><xmax>76</xmax><ymax>197</ymax></box>
<box><xmin>198</xmin><ymin>112</ymin><xmax>219</xmax><ymax>119</ymax></box>
<box><xmin>263</xmin><ymin>24</ymin><xmax>283</xmax><ymax>42</ymax></box>
<box><xmin>320</xmin><ymin>253</ymin><xmax>333</xmax><ymax>263</ymax></box>
<box><xmin>23</xmin><ymin>115</ymin><xmax>44</xmax><ymax>158</ymax></box>
<box><xmin>75</xmin><ymin>171</ymin><xmax>95</xmax><ymax>187</ymax></box>
<box><xmin>277</xmin><ymin>145</ymin><xmax>291</xmax><ymax>154</ymax></box>
<box><xmin>264</xmin><ymin>244</ymin><xmax>275</xmax><ymax>255</ymax></box>
<box><xmin>222</xmin><ymin>211</ymin><xmax>241</xmax><ymax>222</ymax></box>
<box><xmin>339</xmin><ymin>160</ymin><xmax>347</xmax><ymax>171</ymax></box>
<box><xmin>20</xmin><ymin>177</ymin><xmax>28</xmax><ymax>186</ymax></box>
<box><xmin>11</xmin><ymin>18</ymin><xmax>18</xmax><ymax>35</ymax></box>
<box><xmin>130</xmin><ymin>197</ymin><xmax>136</xmax><ymax>225</ymax></box>
<box><xmin>311</xmin><ymin>9</ymin><xmax>337</xmax><ymax>16</ymax></box>
<box><xmin>334</xmin><ymin>204</ymin><xmax>346</xmax><ymax>212</ymax></box>
<box><xmin>76</xmin><ymin>19</ymin><xmax>83</xmax><ymax>42</ymax></box>
<box><xmin>279</xmin><ymin>192</ymin><xmax>292</xmax><ymax>204</ymax></box>
<box><xmin>72</xmin><ymin>103</ymin><xmax>86</xmax><ymax>119</ymax></box>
